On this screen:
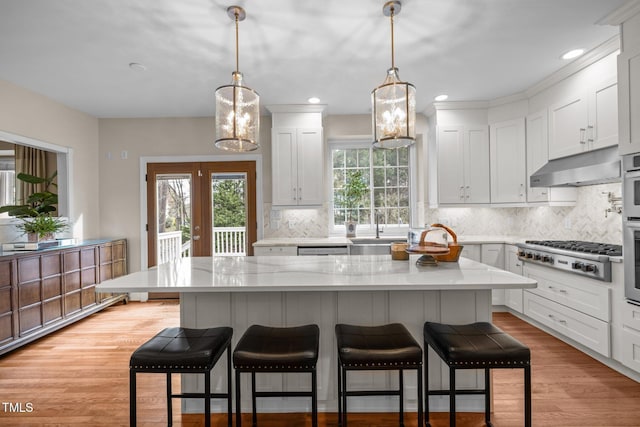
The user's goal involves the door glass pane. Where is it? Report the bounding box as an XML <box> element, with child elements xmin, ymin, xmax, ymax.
<box><xmin>156</xmin><ymin>174</ymin><xmax>191</xmax><ymax>263</ymax></box>
<box><xmin>212</xmin><ymin>173</ymin><xmax>247</xmax><ymax>256</ymax></box>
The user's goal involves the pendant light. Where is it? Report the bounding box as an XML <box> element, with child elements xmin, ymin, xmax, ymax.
<box><xmin>215</xmin><ymin>6</ymin><xmax>260</xmax><ymax>152</ymax></box>
<box><xmin>371</xmin><ymin>1</ymin><xmax>415</xmax><ymax>149</ymax></box>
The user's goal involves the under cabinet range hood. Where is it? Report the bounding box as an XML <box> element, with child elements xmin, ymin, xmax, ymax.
<box><xmin>530</xmin><ymin>146</ymin><xmax>621</xmax><ymax>187</ymax></box>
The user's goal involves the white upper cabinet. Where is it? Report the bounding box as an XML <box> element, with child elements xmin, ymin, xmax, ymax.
<box><xmin>272</xmin><ymin>127</ymin><xmax>324</xmax><ymax>206</ymax></box>
<box><xmin>489</xmin><ymin>118</ymin><xmax>526</xmax><ymax>203</ymax></box>
<box><xmin>617</xmin><ymin>11</ymin><xmax>640</xmax><ymax>155</ymax></box>
<box><xmin>269</xmin><ymin>106</ymin><xmax>325</xmax><ymax>207</ymax></box>
<box><xmin>526</xmin><ymin>110</ymin><xmax>577</xmax><ymax>204</ymax></box>
<box><xmin>437</xmin><ymin>125</ymin><xmax>490</xmax><ymax>205</ymax></box>
<box><xmin>549</xmin><ymin>76</ymin><xmax>618</xmax><ymax>160</ymax></box>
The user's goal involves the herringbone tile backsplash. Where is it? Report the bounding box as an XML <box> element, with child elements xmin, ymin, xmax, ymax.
<box><xmin>264</xmin><ymin>183</ymin><xmax>623</xmax><ymax>244</ymax></box>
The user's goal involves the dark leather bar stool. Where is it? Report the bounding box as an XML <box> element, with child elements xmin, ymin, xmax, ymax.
<box><xmin>335</xmin><ymin>323</ymin><xmax>423</xmax><ymax>427</ymax></box>
<box><xmin>129</xmin><ymin>326</ymin><xmax>233</xmax><ymax>427</ymax></box>
<box><xmin>233</xmin><ymin>324</ymin><xmax>320</xmax><ymax>427</ymax></box>
<box><xmin>423</xmin><ymin>322</ymin><xmax>531</xmax><ymax>427</ymax></box>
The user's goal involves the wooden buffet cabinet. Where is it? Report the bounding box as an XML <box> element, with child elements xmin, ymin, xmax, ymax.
<box><xmin>0</xmin><ymin>239</ymin><xmax>127</xmax><ymax>356</ymax></box>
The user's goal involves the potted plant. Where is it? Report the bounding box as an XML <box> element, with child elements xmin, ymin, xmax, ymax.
<box><xmin>335</xmin><ymin>169</ymin><xmax>368</xmax><ymax>237</ymax></box>
<box><xmin>0</xmin><ymin>171</ymin><xmax>67</xmax><ymax>241</ymax></box>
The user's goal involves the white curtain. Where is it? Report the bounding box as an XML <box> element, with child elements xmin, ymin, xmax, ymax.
<box><xmin>0</xmin><ymin>171</ymin><xmax>15</xmax><ymax>207</ymax></box>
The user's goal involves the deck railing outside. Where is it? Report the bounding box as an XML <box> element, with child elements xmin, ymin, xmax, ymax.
<box><xmin>157</xmin><ymin>227</ymin><xmax>246</xmax><ymax>264</ymax></box>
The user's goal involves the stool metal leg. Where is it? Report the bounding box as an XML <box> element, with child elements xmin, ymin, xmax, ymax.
<box><xmin>484</xmin><ymin>368</ymin><xmax>492</xmax><ymax>427</ymax></box>
<box><xmin>449</xmin><ymin>367</ymin><xmax>456</xmax><ymax>427</ymax></box>
<box><xmin>167</xmin><ymin>372</ymin><xmax>173</xmax><ymax>426</ymax></box>
<box><xmin>337</xmin><ymin>361</ymin><xmax>342</xmax><ymax>427</ymax></box>
<box><xmin>226</xmin><ymin>345</ymin><xmax>232</xmax><ymax>427</ymax></box>
<box><xmin>424</xmin><ymin>350</ymin><xmax>430</xmax><ymax>427</ymax></box>
<box><xmin>525</xmin><ymin>366</ymin><xmax>532</xmax><ymax>427</ymax></box>
<box><xmin>342</xmin><ymin>366</ymin><xmax>348</xmax><ymax>427</ymax></box>
<box><xmin>235</xmin><ymin>370</ymin><xmax>242</xmax><ymax>427</ymax></box>
<box><xmin>417</xmin><ymin>365</ymin><xmax>423</xmax><ymax>427</ymax></box>
<box><xmin>312</xmin><ymin>368</ymin><xmax>318</xmax><ymax>427</ymax></box>
<box><xmin>251</xmin><ymin>371</ymin><xmax>257</xmax><ymax>427</ymax></box>
<box><xmin>205</xmin><ymin>369</ymin><xmax>211</xmax><ymax>427</ymax></box>
<box><xmin>130</xmin><ymin>370</ymin><xmax>137</xmax><ymax>426</ymax></box>
<box><xmin>399</xmin><ymin>369</ymin><xmax>404</xmax><ymax>427</ymax></box>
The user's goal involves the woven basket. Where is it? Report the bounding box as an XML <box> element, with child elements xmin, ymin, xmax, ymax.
<box><xmin>430</xmin><ymin>223</ymin><xmax>464</xmax><ymax>262</ymax></box>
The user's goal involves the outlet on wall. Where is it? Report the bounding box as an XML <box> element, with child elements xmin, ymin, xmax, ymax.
<box><xmin>564</xmin><ymin>217</ymin><xmax>572</xmax><ymax>229</ymax></box>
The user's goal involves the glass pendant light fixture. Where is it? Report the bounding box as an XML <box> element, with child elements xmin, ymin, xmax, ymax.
<box><xmin>215</xmin><ymin>6</ymin><xmax>260</xmax><ymax>152</ymax></box>
<box><xmin>371</xmin><ymin>1</ymin><xmax>415</xmax><ymax>149</ymax></box>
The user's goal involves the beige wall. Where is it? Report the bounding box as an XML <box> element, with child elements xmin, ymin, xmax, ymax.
<box><xmin>98</xmin><ymin>116</ymin><xmax>272</xmax><ymax>271</ymax></box>
<box><xmin>0</xmin><ymin>79</ymin><xmax>100</xmax><ymax>241</ymax></box>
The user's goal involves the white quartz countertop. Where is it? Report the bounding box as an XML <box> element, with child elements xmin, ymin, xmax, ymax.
<box><xmin>96</xmin><ymin>255</ymin><xmax>537</xmax><ymax>293</ymax></box>
<box><xmin>252</xmin><ymin>235</ymin><xmax>527</xmax><ymax>247</ymax></box>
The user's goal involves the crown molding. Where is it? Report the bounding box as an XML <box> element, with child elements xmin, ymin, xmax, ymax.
<box><xmin>598</xmin><ymin>0</ymin><xmax>640</xmax><ymax>25</ymax></box>
<box><xmin>265</xmin><ymin>104</ymin><xmax>327</xmax><ymax>115</ymax></box>
<box><xmin>525</xmin><ymin>35</ymin><xmax>620</xmax><ymax>98</ymax></box>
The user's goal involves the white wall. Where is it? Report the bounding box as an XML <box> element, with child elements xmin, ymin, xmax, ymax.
<box><xmin>0</xmin><ymin>79</ymin><xmax>100</xmax><ymax>242</ymax></box>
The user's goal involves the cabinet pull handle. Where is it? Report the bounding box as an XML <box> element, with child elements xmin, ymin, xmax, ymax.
<box><xmin>579</xmin><ymin>128</ymin><xmax>586</xmax><ymax>144</ymax></box>
<box><xmin>292</xmin><ymin>187</ymin><xmax>297</xmax><ymax>201</ymax></box>
<box><xmin>298</xmin><ymin>187</ymin><xmax>302</xmax><ymax>201</ymax></box>
<box><xmin>587</xmin><ymin>125</ymin><xmax>594</xmax><ymax>143</ymax></box>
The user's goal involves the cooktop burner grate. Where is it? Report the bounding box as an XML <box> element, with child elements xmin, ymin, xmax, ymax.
<box><xmin>525</xmin><ymin>240</ymin><xmax>622</xmax><ymax>256</ymax></box>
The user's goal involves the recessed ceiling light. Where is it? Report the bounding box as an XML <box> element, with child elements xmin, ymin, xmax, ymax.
<box><xmin>129</xmin><ymin>62</ymin><xmax>147</xmax><ymax>71</ymax></box>
<box><xmin>307</xmin><ymin>97</ymin><xmax>320</xmax><ymax>104</ymax></box>
<box><xmin>434</xmin><ymin>94</ymin><xmax>448</xmax><ymax>101</ymax></box>
<box><xmin>561</xmin><ymin>49</ymin><xmax>584</xmax><ymax>60</ymax></box>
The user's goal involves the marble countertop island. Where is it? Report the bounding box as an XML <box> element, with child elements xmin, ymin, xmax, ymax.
<box><xmin>95</xmin><ymin>255</ymin><xmax>536</xmax><ymax>293</ymax></box>
<box><xmin>98</xmin><ymin>255</ymin><xmax>536</xmax><ymax>415</ymax></box>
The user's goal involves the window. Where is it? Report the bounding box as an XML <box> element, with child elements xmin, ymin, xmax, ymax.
<box><xmin>330</xmin><ymin>141</ymin><xmax>413</xmax><ymax>234</ymax></box>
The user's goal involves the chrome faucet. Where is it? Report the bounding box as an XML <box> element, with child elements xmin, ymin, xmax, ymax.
<box><xmin>375</xmin><ymin>211</ymin><xmax>384</xmax><ymax>238</ymax></box>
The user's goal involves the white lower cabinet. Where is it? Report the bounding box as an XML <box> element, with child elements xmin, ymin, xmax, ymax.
<box><xmin>524</xmin><ymin>291</ymin><xmax>610</xmax><ymax>356</ymax></box>
<box><xmin>482</xmin><ymin>244</ymin><xmax>505</xmax><ymax>305</ymax></box>
<box><xmin>619</xmin><ymin>301</ymin><xmax>640</xmax><ymax>372</ymax></box>
<box><xmin>254</xmin><ymin>246</ymin><xmax>298</xmax><ymax>256</ymax></box>
<box><xmin>523</xmin><ymin>264</ymin><xmax>611</xmax><ymax>357</ymax></box>
<box><xmin>504</xmin><ymin>245</ymin><xmax>523</xmax><ymax>313</ymax></box>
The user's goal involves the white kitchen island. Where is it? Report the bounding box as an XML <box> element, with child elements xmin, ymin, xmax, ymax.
<box><xmin>96</xmin><ymin>255</ymin><xmax>536</xmax><ymax>415</ymax></box>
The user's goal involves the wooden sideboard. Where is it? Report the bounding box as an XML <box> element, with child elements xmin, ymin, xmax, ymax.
<box><xmin>0</xmin><ymin>239</ymin><xmax>127</xmax><ymax>356</ymax></box>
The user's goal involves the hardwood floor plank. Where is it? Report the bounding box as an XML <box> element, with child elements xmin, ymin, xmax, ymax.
<box><xmin>1</xmin><ymin>302</ymin><xmax>640</xmax><ymax>426</ymax></box>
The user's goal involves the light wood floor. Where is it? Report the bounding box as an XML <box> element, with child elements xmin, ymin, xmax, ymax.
<box><xmin>1</xmin><ymin>301</ymin><xmax>640</xmax><ymax>426</ymax></box>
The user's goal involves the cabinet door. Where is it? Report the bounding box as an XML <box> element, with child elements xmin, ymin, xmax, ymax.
<box><xmin>618</xmin><ymin>43</ymin><xmax>640</xmax><ymax>155</ymax></box>
<box><xmin>272</xmin><ymin>128</ymin><xmax>298</xmax><ymax>206</ymax></box>
<box><xmin>464</xmin><ymin>127</ymin><xmax>491</xmax><ymax>203</ymax></box>
<box><xmin>296</xmin><ymin>128</ymin><xmax>323</xmax><ymax>205</ymax></box>
<box><xmin>526</xmin><ymin>110</ymin><xmax>550</xmax><ymax>202</ymax></box>
<box><xmin>589</xmin><ymin>78</ymin><xmax>618</xmax><ymax>151</ymax></box>
<box><xmin>437</xmin><ymin>126</ymin><xmax>465</xmax><ymax>204</ymax></box>
<box><xmin>504</xmin><ymin>245</ymin><xmax>523</xmax><ymax>312</ymax></box>
<box><xmin>490</xmin><ymin>118</ymin><xmax>526</xmax><ymax>203</ymax></box>
<box><xmin>549</xmin><ymin>93</ymin><xmax>588</xmax><ymax>160</ymax></box>
<box><xmin>482</xmin><ymin>243</ymin><xmax>505</xmax><ymax>306</ymax></box>
<box><xmin>463</xmin><ymin>244</ymin><xmax>481</xmax><ymax>262</ymax></box>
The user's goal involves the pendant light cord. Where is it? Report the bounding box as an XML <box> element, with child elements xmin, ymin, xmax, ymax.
<box><xmin>390</xmin><ymin>5</ymin><xmax>395</xmax><ymax>69</ymax></box>
<box><xmin>235</xmin><ymin>10</ymin><xmax>240</xmax><ymax>73</ymax></box>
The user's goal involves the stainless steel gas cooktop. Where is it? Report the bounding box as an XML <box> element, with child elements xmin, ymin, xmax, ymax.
<box><xmin>515</xmin><ymin>240</ymin><xmax>622</xmax><ymax>282</ymax></box>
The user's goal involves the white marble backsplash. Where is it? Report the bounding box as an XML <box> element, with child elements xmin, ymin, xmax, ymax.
<box><xmin>263</xmin><ymin>183</ymin><xmax>623</xmax><ymax>244</ymax></box>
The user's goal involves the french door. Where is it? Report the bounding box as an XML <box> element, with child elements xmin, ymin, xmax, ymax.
<box><xmin>146</xmin><ymin>161</ymin><xmax>257</xmax><ymax>269</ymax></box>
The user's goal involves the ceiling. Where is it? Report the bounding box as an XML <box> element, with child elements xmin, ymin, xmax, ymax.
<box><xmin>0</xmin><ymin>0</ymin><xmax>628</xmax><ymax>119</ymax></box>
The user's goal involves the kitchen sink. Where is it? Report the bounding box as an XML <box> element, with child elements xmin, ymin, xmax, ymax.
<box><xmin>349</xmin><ymin>237</ymin><xmax>407</xmax><ymax>255</ymax></box>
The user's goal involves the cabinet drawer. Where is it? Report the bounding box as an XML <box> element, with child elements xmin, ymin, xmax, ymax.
<box><xmin>254</xmin><ymin>246</ymin><xmax>298</xmax><ymax>256</ymax></box>
<box><xmin>621</xmin><ymin>324</ymin><xmax>640</xmax><ymax>373</ymax></box>
<box><xmin>524</xmin><ymin>265</ymin><xmax>610</xmax><ymax>321</ymax></box>
<box><xmin>524</xmin><ymin>291</ymin><xmax>609</xmax><ymax>356</ymax></box>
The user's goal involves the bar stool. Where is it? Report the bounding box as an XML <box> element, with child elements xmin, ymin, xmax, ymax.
<box><xmin>335</xmin><ymin>323</ymin><xmax>423</xmax><ymax>427</ymax></box>
<box><xmin>129</xmin><ymin>326</ymin><xmax>233</xmax><ymax>427</ymax></box>
<box><xmin>233</xmin><ymin>324</ymin><xmax>320</xmax><ymax>427</ymax></box>
<box><xmin>423</xmin><ymin>321</ymin><xmax>531</xmax><ymax>427</ymax></box>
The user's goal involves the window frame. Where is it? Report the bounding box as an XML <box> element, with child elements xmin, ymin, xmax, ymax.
<box><xmin>327</xmin><ymin>138</ymin><xmax>417</xmax><ymax>237</ymax></box>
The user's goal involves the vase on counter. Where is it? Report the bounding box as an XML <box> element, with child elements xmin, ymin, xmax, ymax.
<box><xmin>346</xmin><ymin>221</ymin><xmax>357</xmax><ymax>238</ymax></box>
